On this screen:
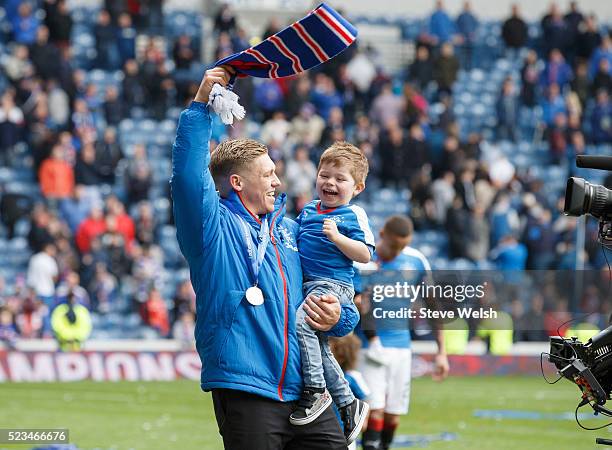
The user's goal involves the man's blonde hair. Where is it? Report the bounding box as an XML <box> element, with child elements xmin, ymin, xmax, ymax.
<box><xmin>318</xmin><ymin>141</ymin><xmax>369</xmax><ymax>186</ymax></box>
<box><xmin>210</xmin><ymin>139</ymin><xmax>268</xmax><ymax>195</ymax></box>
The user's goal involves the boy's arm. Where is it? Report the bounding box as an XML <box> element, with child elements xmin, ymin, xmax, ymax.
<box><xmin>170</xmin><ymin>68</ymin><xmax>231</xmax><ymax>261</ymax></box>
<box><xmin>323</xmin><ymin>219</ymin><xmax>371</xmax><ymax>263</ymax></box>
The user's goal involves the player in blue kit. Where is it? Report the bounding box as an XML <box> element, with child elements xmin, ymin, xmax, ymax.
<box><xmin>289</xmin><ymin>142</ymin><xmax>374</xmax><ymax>445</ymax></box>
<box><xmin>355</xmin><ymin>215</ymin><xmax>449</xmax><ymax>450</ymax></box>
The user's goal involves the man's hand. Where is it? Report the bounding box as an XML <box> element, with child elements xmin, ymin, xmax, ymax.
<box><xmin>194</xmin><ymin>67</ymin><xmax>233</xmax><ymax>104</ymax></box>
<box><xmin>322</xmin><ymin>219</ymin><xmax>341</xmax><ymax>243</ymax></box>
<box><xmin>303</xmin><ymin>294</ymin><xmax>341</xmax><ymax>331</ymax></box>
<box><xmin>431</xmin><ymin>352</ymin><xmax>449</xmax><ymax>381</ymax></box>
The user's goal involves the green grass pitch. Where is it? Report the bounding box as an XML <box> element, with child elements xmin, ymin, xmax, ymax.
<box><xmin>0</xmin><ymin>376</ymin><xmax>608</xmax><ymax>449</ymax></box>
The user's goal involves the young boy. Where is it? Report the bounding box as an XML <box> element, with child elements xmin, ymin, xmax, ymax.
<box><xmin>290</xmin><ymin>141</ymin><xmax>374</xmax><ymax>444</ymax></box>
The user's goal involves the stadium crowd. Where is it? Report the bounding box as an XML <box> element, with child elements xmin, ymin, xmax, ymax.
<box><xmin>0</xmin><ymin>0</ymin><xmax>610</xmax><ymax>345</ymax></box>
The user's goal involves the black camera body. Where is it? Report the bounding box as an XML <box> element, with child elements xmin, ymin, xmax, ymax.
<box><xmin>549</xmin><ymin>327</ymin><xmax>612</xmax><ymax>406</ymax></box>
<box><xmin>564</xmin><ymin>156</ymin><xmax>612</xmax><ymax>245</ymax></box>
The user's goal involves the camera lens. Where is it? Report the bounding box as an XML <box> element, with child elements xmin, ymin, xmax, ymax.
<box><xmin>564</xmin><ymin>177</ymin><xmax>612</xmax><ymax>219</ymax></box>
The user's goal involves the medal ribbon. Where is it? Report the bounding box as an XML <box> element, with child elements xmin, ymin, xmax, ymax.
<box><xmin>235</xmin><ymin>214</ymin><xmax>269</xmax><ymax>287</ymax></box>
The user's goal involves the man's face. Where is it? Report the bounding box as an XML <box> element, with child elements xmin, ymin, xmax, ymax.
<box><xmin>379</xmin><ymin>230</ymin><xmax>412</xmax><ymax>260</ymax></box>
<box><xmin>236</xmin><ymin>154</ymin><xmax>281</xmax><ymax>215</ymax></box>
<box><xmin>316</xmin><ymin>162</ymin><xmax>362</xmax><ymax>208</ymax></box>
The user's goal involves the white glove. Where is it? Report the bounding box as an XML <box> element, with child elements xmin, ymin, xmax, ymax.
<box><xmin>207</xmin><ymin>83</ymin><xmax>246</xmax><ymax>125</ymax></box>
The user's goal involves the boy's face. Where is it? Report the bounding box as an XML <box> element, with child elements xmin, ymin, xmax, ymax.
<box><xmin>316</xmin><ymin>162</ymin><xmax>363</xmax><ymax>208</ymax></box>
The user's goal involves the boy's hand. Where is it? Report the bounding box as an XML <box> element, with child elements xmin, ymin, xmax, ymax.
<box><xmin>322</xmin><ymin>219</ymin><xmax>341</xmax><ymax>243</ymax></box>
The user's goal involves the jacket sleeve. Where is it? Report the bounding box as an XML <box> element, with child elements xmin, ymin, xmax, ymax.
<box><xmin>326</xmin><ymin>301</ymin><xmax>359</xmax><ymax>337</ymax></box>
<box><xmin>170</xmin><ymin>101</ymin><xmax>219</xmax><ymax>261</ymax></box>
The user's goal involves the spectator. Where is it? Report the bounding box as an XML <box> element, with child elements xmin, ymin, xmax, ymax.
<box><xmin>171</xmin><ymin>280</ymin><xmax>195</xmax><ymax>326</ymax></box>
<box><xmin>0</xmin><ymin>89</ymin><xmax>25</xmax><ymax>164</ymax></box>
<box><xmin>446</xmin><ymin>196</ymin><xmax>468</xmax><ymax>258</ymax></box>
<box><xmin>260</xmin><ymin>111</ymin><xmax>291</xmax><ymax>146</ymax></box>
<box><xmin>140</xmin><ymin>286</ymin><xmax>169</xmax><ymax>337</ymax></box>
<box><xmin>524</xmin><ymin>208</ymin><xmax>555</xmax><ymax>270</ymax></box>
<box><xmin>26</xmin><ymin>242</ymin><xmax>58</xmax><ymax>306</ymax></box>
<box><xmin>548</xmin><ymin>112</ymin><xmax>568</xmax><ymax>164</ymax></box>
<box><xmin>117</xmin><ymin>13</ymin><xmax>136</xmax><ymax>66</ymax></box>
<box><xmin>59</xmin><ymin>185</ymin><xmax>92</xmax><ymax>233</ymax></box>
<box><xmin>103</xmin><ymin>86</ymin><xmax>124</xmax><ymax>126</ymax></box>
<box><xmin>262</xmin><ymin>17</ymin><xmax>281</xmax><ymax>40</ymax></box>
<box><xmin>589</xmin><ymin>33</ymin><xmax>612</xmax><ymax>79</ymax></box>
<box><xmin>540</xmin><ymin>49</ymin><xmax>573</xmax><ymax>89</ymax></box>
<box><xmin>490</xmin><ymin>234</ymin><xmax>528</xmax><ymax>270</ymax></box>
<box><xmin>285</xmin><ymin>146</ymin><xmax>317</xmax><ymax>208</ymax></box>
<box><xmin>456</xmin><ymin>1</ymin><xmax>479</xmax><ymax>70</ymax></box>
<box><xmin>45</xmin><ymin>0</ymin><xmax>72</xmax><ymax>48</ymax></box>
<box><xmin>433</xmin><ymin>42</ymin><xmax>460</xmax><ymax>96</ymax></box>
<box><xmin>122</xmin><ymin>59</ymin><xmax>146</xmax><ymax>110</ymax></box>
<box><xmin>429</xmin><ymin>0</ymin><xmax>456</xmax><ymax>45</ymax></box>
<box><xmin>563</xmin><ymin>1</ymin><xmax>584</xmax><ymax>55</ymax></box>
<box><xmin>11</xmin><ymin>2</ymin><xmax>40</xmax><ymax>45</ymax></box>
<box><xmin>1</xmin><ymin>44</ymin><xmax>34</xmax><ymax>83</ymax></box>
<box><xmin>134</xmin><ymin>201</ymin><xmax>157</xmax><ymax>246</ymax></box>
<box><xmin>29</xmin><ymin>26</ymin><xmax>61</xmax><ymax>81</ymax></box>
<box><xmin>502</xmin><ymin>4</ymin><xmax>528</xmax><ymax>56</ymax></box>
<box><xmin>0</xmin><ymin>307</ymin><xmax>18</xmax><ymax>349</ymax></box>
<box><xmin>540</xmin><ymin>83</ymin><xmax>567</xmax><ymax>126</ymax></box>
<box><xmin>89</xmin><ymin>262</ymin><xmax>117</xmax><ymax>312</ymax></box>
<box><xmin>94</xmin><ymin>9</ymin><xmax>119</xmax><ymax>70</ymax></box>
<box><xmin>173</xmin><ymin>34</ymin><xmax>197</xmax><ymax>70</ymax></box>
<box><xmin>0</xmin><ymin>188</ymin><xmax>32</xmax><ymax>239</ymax></box>
<box><xmin>213</xmin><ymin>4</ymin><xmax>237</xmax><ymax>34</ymax></box>
<box><xmin>431</xmin><ymin>171</ymin><xmax>456</xmax><ymax>225</ymax></box>
<box><xmin>592</xmin><ymin>59</ymin><xmax>611</xmax><ymax>95</ymax></box>
<box><xmin>309</xmin><ymin>73</ymin><xmax>342</xmax><ymax>121</ymax></box>
<box><xmin>571</xmin><ymin>61</ymin><xmax>591</xmax><ymax>108</ymax></box>
<box><xmin>464</xmin><ymin>205</ymin><xmax>489</xmax><ymax>262</ymax></box>
<box><xmin>319</xmin><ymin>106</ymin><xmax>344</xmax><ymax>149</ymax></box>
<box><xmin>370</xmin><ymin>82</ymin><xmax>404</xmax><ymax>128</ymax></box>
<box><xmin>286</xmin><ymin>75</ymin><xmax>312</xmax><ymax>118</ymax></box>
<box><xmin>289</xmin><ymin>103</ymin><xmax>325</xmax><ymax>146</ymax></box>
<box><xmin>576</xmin><ymin>15</ymin><xmax>602</xmax><ymax>62</ymax></box>
<box><xmin>95</xmin><ymin>128</ymin><xmax>123</xmax><ymax>184</ymax></box>
<box><xmin>47</xmin><ymin>79</ymin><xmax>70</xmax><ymax>128</ymax></box>
<box><xmin>75</xmin><ymin>143</ymin><xmax>103</xmax><ymax>186</ymax></box>
<box><xmin>105</xmin><ymin>195</ymin><xmax>135</xmax><ymax>248</ymax></box>
<box><xmin>520</xmin><ymin>48</ymin><xmax>540</xmax><ymax>107</ymax></box>
<box><xmin>496</xmin><ymin>77</ymin><xmax>519</xmax><ymax>142</ymax></box>
<box><xmin>378</xmin><ymin>119</ymin><xmax>408</xmax><ymax>188</ymax></box>
<box><xmin>125</xmin><ymin>144</ymin><xmax>152</xmax><ymax>205</ymax></box>
<box><xmin>591</xmin><ymin>89</ymin><xmax>612</xmax><ymax>144</ymax></box>
<box><xmin>489</xmin><ymin>193</ymin><xmax>520</xmax><ymax>248</ymax></box>
<box><xmin>51</xmin><ymin>290</ymin><xmax>92</xmax><ymax>351</ymax></box>
<box><xmin>55</xmin><ymin>271</ymin><xmax>90</xmax><ymax>308</ymax></box>
<box><xmin>541</xmin><ymin>3</ymin><xmax>569</xmax><ymax>55</ymax></box>
<box><xmin>408</xmin><ymin>45</ymin><xmax>434</xmax><ymax>92</ymax></box>
<box><xmin>71</xmin><ymin>98</ymin><xmax>96</xmax><ymax>136</ymax></box>
<box><xmin>75</xmin><ymin>205</ymin><xmax>106</xmax><ymax>253</ymax></box>
<box><xmin>15</xmin><ymin>292</ymin><xmax>47</xmax><ymax>339</ymax></box>
<box><xmin>39</xmin><ymin>144</ymin><xmax>74</xmax><ymax>199</ymax></box>
<box><xmin>172</xmin><ymin>311</ymin><xmax>195</xmax><ymax>348</ymax></box>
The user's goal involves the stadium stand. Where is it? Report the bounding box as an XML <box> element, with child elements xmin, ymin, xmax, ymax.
<box><xmin>0</xmin><ymin>0</ymin><xmax>610</xmax><ymax>346</ymax></box>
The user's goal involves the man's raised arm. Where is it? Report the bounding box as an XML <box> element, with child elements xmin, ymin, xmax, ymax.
<box><xmin>170</xmin><ymin>68</ymin><xmax>231</xmax><ymax>261</ymax></box>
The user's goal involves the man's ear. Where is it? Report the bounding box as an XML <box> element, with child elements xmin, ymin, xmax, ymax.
<box><xmin>229</xmin><ymin>174</ymin><xmax>242</xmax><ymax>192</ymax></box>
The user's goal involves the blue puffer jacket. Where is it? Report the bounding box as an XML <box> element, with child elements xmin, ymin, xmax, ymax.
<box><xmin>170</xmin><ymin>102</ymin><xmax>359</xmax><ymax>401</ymax></box>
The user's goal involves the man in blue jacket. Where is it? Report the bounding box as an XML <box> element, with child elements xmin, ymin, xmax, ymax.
<box><xmin>171</xmin><ymin>67</ymin><xmax>359</xmax><ymax>449</ymax></box>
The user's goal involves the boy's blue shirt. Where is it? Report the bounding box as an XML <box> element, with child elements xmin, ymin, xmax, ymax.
<box><xmin>296</xmin><ymin>200</ymin><xmax>375</xmax><ymax>285</ymax></box>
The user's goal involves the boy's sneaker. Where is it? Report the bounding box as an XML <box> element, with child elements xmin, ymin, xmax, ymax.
<box><xmin>340</xmin><ymin>398</ymin><xmax>370</xmax><ymax>444</ymax></box>
<box><xmin>289</xmin><ymin>388</ymin><xmax>332</xmax><ymax>426</ymax></box>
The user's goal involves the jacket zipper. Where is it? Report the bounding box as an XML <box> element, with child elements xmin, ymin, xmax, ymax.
<box><xmin>269</xmin><ymin>208</ymin><xmax>289</xmax><ymax>401</ymax></box>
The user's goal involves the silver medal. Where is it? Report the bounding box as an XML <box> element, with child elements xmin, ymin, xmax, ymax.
<box><xmin>246</xmin><ymin>286</ymin><xmax>264</xmax><ymax>306</ymax></box>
